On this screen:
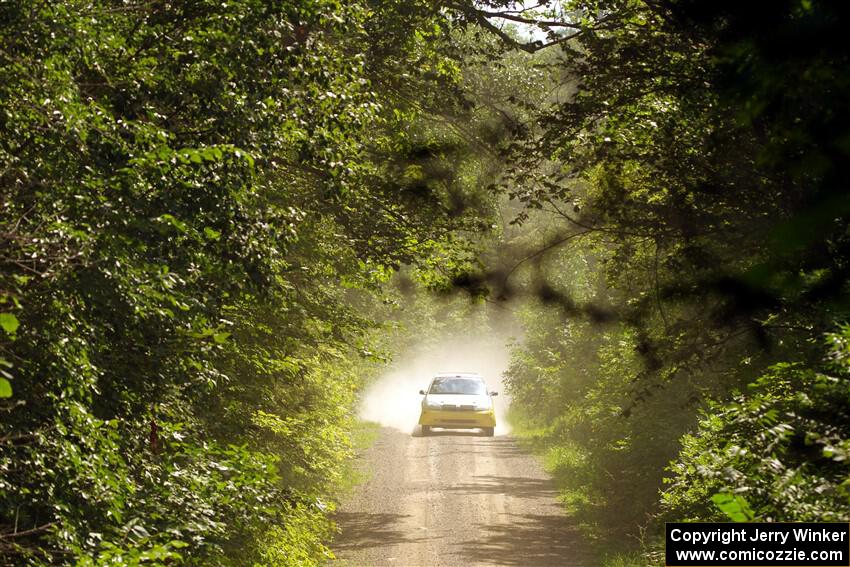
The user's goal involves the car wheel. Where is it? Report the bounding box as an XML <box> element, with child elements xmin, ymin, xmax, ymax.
<box><xmin>421</xmin><ymin>425</ymin><xmax>431</xmax><ymax>436</ymax></box>
<box><xmin>483</xmin><ymin>427</ymin><xmax>495</xmax><ymax>437</ymax></box>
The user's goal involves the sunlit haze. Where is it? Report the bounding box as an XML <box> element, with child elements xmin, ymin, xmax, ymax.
<box><xmin>358</xmin><ymin>334</ymin><xmax>513</xmax><ymax>435</ymax></box>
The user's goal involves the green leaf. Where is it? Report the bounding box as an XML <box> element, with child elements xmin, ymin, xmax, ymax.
<box><xmin>0</xmin><ymin>313</ymin><xmax>19</xmax><ymax>335</ymax></box>
<box><xmin>204</xmin><ymin>227</ymin><xmax>222</xmax><ymax>240</ymax></box>
<box><xmin>158</xmin><ymin>214</ymin><xmax>188</xmax><ymax>233</ymax></box>
<box><xmin>711</xmin><ymin>492</ymin><xmax>755</xmax><ymax>522</ymax></box>
<box><xmin>0</xmin><ymin>377</ymin><xmax>11</xmax><ymax>398</ymax></box>
<box><xmin>233</xmin><ymin>148</ymin><xmax>255</xmax><ymax>168</ymax></box>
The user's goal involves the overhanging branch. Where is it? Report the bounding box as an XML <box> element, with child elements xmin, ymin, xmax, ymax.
<box><xmin>468</xmin><ymin>8</ymin><xmax>582</xmax><ymax>53</ymax></box>
<box><xmin>474</xmin><ymin>9</ymin><xmax>583</xmax><ymax>29</ymax></box>
<box><xmin>449</xmin><ymin>2</ymin><xmax>625</xmax><ymax>53</ymax></box>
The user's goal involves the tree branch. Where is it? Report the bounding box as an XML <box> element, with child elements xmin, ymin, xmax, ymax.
<box><xmin>502</xmin><ymin>229</ymin><xmax>591</xmax><ymax>285</ymax></box>
<box><xmin>474</xmin><ymin>10</ymin><xmax>583</xmax><ymax>29</ymax></box>
<box><xmin>1</xmin><ymin>522</ymin><xmax>56</xmax><ymax>539</ymax></box>
<box><xmin>450</xmin><ymin>3</ymin><xmax>630</xmax><ymax>53</ymax></box>
<box><xmin>468</xmin><ymin>10</ymin><xmax>584</xmax><ymax>53</ymax></box>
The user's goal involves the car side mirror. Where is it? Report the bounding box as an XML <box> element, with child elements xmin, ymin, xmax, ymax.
<box><xmin>490</xmin><ymin>392</ymin><xmax>499</xmax><ymax>396</ymax></box>
<box><xmin>419</xmin><ymin>389</ymin><xmax>426</xmax><ymax>395</ymax></box>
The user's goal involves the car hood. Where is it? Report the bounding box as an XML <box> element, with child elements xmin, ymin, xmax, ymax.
<box><xmin>424</xmin><ymin>394</ymin><xmax>492</xmax><ymax>408</ymax></box>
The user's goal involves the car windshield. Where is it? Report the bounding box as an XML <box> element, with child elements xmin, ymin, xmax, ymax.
<box><xmin>428</xmin><ymin>377</ymin><xmax>486</xmax><ymax>395</ymax></box>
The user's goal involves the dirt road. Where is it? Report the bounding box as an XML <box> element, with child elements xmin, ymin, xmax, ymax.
<box><xmin>332</xmin><ymin>427</ymin><xmax>591</xmax><ymax>567</ymax></box>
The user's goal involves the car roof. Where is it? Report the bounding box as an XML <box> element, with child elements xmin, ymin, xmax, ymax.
<box><xmin>434</xmin><ymin>372</ymin><xmax>481</xmax><ymax>378</ymax></box>
<box><xmin>433</xmin><ymin>372</ymin><xmax>484</xmax><ymax>380</ymax></box>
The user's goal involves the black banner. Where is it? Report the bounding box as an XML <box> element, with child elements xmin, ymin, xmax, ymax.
<box><xmin>666</xmin><ymin>523</ymin><xmax>850</xmax><ymax>566</ymax></box>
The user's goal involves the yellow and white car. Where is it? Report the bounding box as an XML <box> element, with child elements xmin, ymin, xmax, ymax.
<box><xmin>418</xmin><ymin>372</ymin><xmax>497</xmax><ymax>436</ymax></box>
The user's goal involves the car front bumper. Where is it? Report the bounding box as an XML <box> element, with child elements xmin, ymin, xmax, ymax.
<box><xmin>418</xmin><ymin>408</ymin><xmax>496</xmax><ymax>428</ymax></box>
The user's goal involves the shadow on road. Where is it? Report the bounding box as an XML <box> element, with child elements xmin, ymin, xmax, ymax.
<box><xmin>444</xmin><ymin>475</ymin><xmax>558</xmax><ymax>500</ymax></box>
<box><xmin>453</xmin><ymin>512</ymin><xmax>591</xmax><ymax>566</ymax></box>
<box><xmin>332</xmin><ymin>511</ymin><xmax>428</xmax><ymax>552</ymax></box>
<box><xmin>334</xmin><ymin>427</ymin><xmax>593</xmax><ymax>566</ymax></box>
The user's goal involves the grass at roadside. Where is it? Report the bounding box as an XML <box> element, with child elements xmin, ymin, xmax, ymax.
<box><xmin>323</xmin><ymin>419</ymin><xmax>383</xmax><ymax>566</ymax></box>
<box><xmin>336</xmin><ymin>419</ymin><xmax>382</xmax><ymax>496</ymax></box>
<box><xmin>352</xmin><ymin>419</ymin><xmax>382</xmax><ymax>450</ymax></box>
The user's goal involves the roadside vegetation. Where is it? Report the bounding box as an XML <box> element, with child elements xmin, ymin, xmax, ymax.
<box><xmin>483</xmin><ymin>1</ymin><xmax>850</xmax><ymax>564</ymax></box>
<box><xmin>1</xmin><ymin>1</ymin><xmax>849</xmax><ymax>565</ymax></box>
<box><xmin>0</xmin><ymin>1</ymin><xmax>495</xmax><ymax>563</ymax></box>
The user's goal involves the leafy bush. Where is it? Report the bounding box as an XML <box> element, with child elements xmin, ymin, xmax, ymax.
<box><xmin>663</xmin><ymin>327</ymin><xmax>850</xmax><ymax>523</ymax></box>
<box><xmin>0</xmin><ymin>0</ymin><xmax>487</xmax><ymax>563</ymax></box>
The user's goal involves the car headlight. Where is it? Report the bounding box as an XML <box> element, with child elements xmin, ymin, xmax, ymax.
<box><xmin>424</xmin><ymin>399</ymin><xmax>442</xmax><ymax>409</ymax></box>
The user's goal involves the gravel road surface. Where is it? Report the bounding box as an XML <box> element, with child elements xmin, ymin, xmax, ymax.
<box><xmin>332</xmin><ymin>427</ymin><xmax>591</xmax><ymax>566</ymax></box>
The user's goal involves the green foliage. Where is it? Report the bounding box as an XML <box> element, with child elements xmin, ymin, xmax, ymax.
<box><xmin>477</xmin><ymin>1</ymin><xmax>850</xmax><ymax>563</ymax></box>
<box><xmin>663</xmin><ymin>328</ymin><xmax>850</xmax><ymax>524</ymax></box>
<box><xmin>255</xmin><ymin>504</ymin><xmax>336</xmax><ymax>567</ymax></box>
<box><xmin>0</xmin><ymin>0</ymin><xmax>490</xmax><ymax>563</ymax></box>
<box><xmin>0</xmin><ymin>315</ymin><xmax>18</xmax><ymax>336</ymax></box>
<box><xmin>710</xmin><ymin>493</ymin><xmax>755</xmax><ymax>523</ymax></box>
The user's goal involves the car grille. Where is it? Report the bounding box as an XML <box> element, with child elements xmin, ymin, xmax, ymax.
<box><xmin>441</xmin><ymin>405</ymin><xmax>477</xmax><ymax>411</ymax></box>
<box><xmin>438</xmin><ymin>419</ymin><xmax>477</xmax><ymax>424</ymax></box>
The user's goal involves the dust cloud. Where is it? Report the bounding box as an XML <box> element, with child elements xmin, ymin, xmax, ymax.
<box><xmin>358</xmin><ymin>334</ymin><xmax>514</xmax><ymax>436</ymax></box>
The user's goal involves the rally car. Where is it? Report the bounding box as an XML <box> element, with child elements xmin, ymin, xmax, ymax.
<box><xmin>418</xmin><ymin>372</ymin><xmax>497</xmax><ymax>436</ymax></box>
